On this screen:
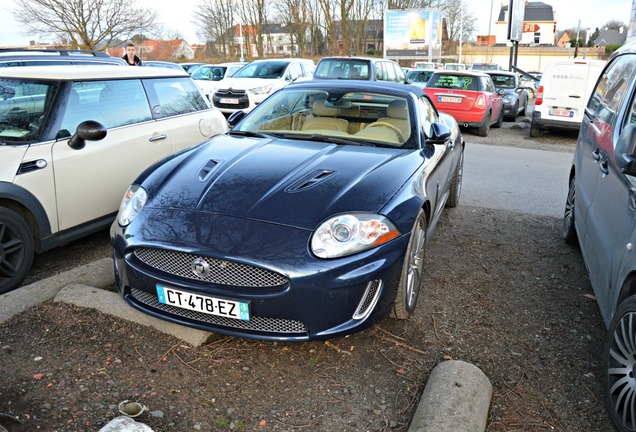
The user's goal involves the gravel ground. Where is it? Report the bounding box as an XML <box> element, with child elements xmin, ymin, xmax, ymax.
<box><xmin>0</xmin><ymin>113</ymin><xmax>615</xmax><ymax>431</ymax></box>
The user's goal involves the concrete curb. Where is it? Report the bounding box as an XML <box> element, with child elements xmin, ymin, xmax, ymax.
<box><xmin>53</xmin><ymin>284</ymin><xmax>215</xmax><ymax>347</ymax></box>
<box><xmin>408</xmin><ymin>360</ymin><xmax>492</xmax><ymax>432</ymax></box>
<box><xmin>0</xmin><ymin>257</ymin><xmax>114</xmax><ymax>324</ymax></box>
<box><xmin>98</xmin><ymin>416</ymin><xmax>154</xmax><ymax>432</ymax></box>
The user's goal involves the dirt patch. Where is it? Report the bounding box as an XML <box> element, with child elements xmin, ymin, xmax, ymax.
<box><xmin>0</xmin><ymin>205</ymin><xmax>611</xmax><ymax>431</ymax></box>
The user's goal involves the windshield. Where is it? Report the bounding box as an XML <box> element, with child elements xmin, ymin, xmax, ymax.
<box><xmin>232</xmin><ymin>61</ymin><xmax>289</xmax><ymax>79</ymax></box>
<box><xmin>235</xmin><ymin>88</ymin><xmax>415</xmax><ymax>148</ymax></box>
<box><xmin>192</xmin><ymin>66</ymin><xmax>227</xmax><ymax>81</ymax></box>
<box><xmin>314</xmin><ymin>59</ymin><xmax>370</xmax><ymax>80</ymax></box>
<box><xmin>407</xmin><ymin>70</ymin><xmax>434</xmax><ymax>83</ymax></box>
<box><xmin>489</xmin><ymin>74</ymin><xmax>516</xmax><ymax>89</ymax></box>
<box><xmin>0</xmin><ymin>79</ymin><xmax>59</xmax><ymax>144</ymax></box>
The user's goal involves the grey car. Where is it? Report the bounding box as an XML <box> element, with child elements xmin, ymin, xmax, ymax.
<box><xmin>563</xmin><ymin>38</ymin><xmax>636</xmax><ymax>432</ymax></box>
<box><xmin>485</xmin><ymin>71</ymin><xmax>528</xmax><ymax>120</ymax></box>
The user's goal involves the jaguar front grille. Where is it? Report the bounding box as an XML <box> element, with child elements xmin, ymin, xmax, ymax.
<box><xmin>134</xmin><ymin>248</ymin><xmax>289</xmax><ymax>288</ymax></box>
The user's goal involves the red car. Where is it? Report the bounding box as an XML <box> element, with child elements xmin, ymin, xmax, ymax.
<box><xmin>424</xmin><ymin>71</ymin><xmax>504</xmax><ymax>137</ymax></box>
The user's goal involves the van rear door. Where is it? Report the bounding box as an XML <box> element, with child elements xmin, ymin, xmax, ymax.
<box><xmin>542</xmin><ymin>60</ymin><xmax>603</xmax><ymax>123</ymax></box>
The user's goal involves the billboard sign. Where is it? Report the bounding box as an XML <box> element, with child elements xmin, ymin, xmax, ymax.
<box><xmin>507</xmin><ymin>0</ymin><xmax>525</xmax><ymax>42</ymax></box>
<box><xmin>384</xmin><ymin>9</ymin><xmax>443</xmax><ymax>59</ymax></box>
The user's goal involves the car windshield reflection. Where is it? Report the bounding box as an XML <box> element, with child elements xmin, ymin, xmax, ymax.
<box><xmin>235</xmin><ymin>89</ymin><xmax>414</xmax><ymax>148</ymax></box>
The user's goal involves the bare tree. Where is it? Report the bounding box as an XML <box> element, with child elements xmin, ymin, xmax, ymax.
<box><xmin>236</xmin><ymin>0</ymin><xmax>268</xmax><ymax>56</ymax></box>
<box><xmin>604</xmin><ymin>20</ymin><xmax>626</xmax><ymax>30</ymax></box>
<box><xmin>273</xmin><ymin>0</ymin><xmax>311</xmax><ymax>56</ymax></box>
<box><xmin>12</xmin><ymin>0</ymin><xmax>158</xmax><ymax>50</ymax></box>
<box><xmin>193</xmin><ymin>0</ymin><xmax>235</xmax><ymax>56</ymax></box>
<box><xmin>439</xmin><ymin>0</ymin><xmax>476</xmax><ymax>43</ymax></box>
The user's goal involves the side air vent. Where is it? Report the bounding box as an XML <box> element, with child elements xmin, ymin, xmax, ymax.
<box><xmin>286</xmin><ymin>170</ymin><xmax>335</xmax><ymax>192</ymax></box>
<box><xmin>17</xmin><ymin>159</ymin><xmax>47</xmax><ymax>175</ymax></box>
<box><xmin>197</xmin><ymin>159</ymin><xmax>219</xmax><ymax>182</ymax></box>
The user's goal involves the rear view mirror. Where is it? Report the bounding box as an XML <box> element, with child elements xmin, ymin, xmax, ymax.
<box><xmin>426</xmin><ymin>122</ymin><xmax>451</xmax><ymax>145</ymax></box>
<box><xmin>227</xmin><ymin>110</ymin><xmax>246</xmax><ymax>127</ymax></box>
<box><xmin>68</xmin><ymin>120</ymin><xmax>107</xmax><ymax>150</ymax></box>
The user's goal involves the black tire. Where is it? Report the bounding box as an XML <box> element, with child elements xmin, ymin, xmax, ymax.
<box><xmin>563</xmin><ymin>176</ymin><xmax>578</xmax><ymax>246</ymax></box>
<box><xmin>507</xmin><ymin>103</ymin><xmax>518</xmax><ymax>121</ymax></box>
<box><xmin>493</xmin><ymin>108</ymin><xmax>503</xmax><ymax>128</ymax></box>
<box><xmin>478</xmin><ymin>112</ymin><xmax>490</xmax><ymax>137</ymax></box>
<box><xmin>605</xmin><ymin>296</ymin><xmax>636</xmax><ymax>432</ymax></box>
<box><xmin>0</xmin><ymin>207</ymin><xmax>35</xmax><ymax>294</ymax></box>
<box><xmin>530</xmin><ymin>117</ymin><xmax>540</xmax><ymax>137</ymax></box>
<box><xmin>446</xmin><ymin>148</ymin><xmax>464</xmax><ymax>208</ymax></box>
<box><xmin>391</xmin><ymin>209</ymin><xmax>427</xmax><ymax>320</ymax></box>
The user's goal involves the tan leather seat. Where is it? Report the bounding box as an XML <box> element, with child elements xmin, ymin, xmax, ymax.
<box><xmin>378</xmin><ymin>99</ymin><xmax>410</xmax><ymax>140</ymax></box>
<box><xmin>301</xmin><ymin>99</ymin><xmax>349</xmax><ymax>132</ymax></box>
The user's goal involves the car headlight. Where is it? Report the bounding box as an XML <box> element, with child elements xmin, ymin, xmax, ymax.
<box><xmin>311</xmin><ymin>214</ymin><xmax>400</xmax><ymax>259</ymax></box>
<box><xmin>117</xmin><ymin>185</ymin><xmax>147</xmax><ymax>226</ymax></box>
<box><xmin>249</xmin><ymin>85</ymin><xmax>273</xmax><ymax>95</ymax></box>
<box><xmin>503</xmin><ymin>94</ymin><xmax>516</xmax><ymax>103</ymax></box>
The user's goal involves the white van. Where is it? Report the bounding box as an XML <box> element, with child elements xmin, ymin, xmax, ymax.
<box><xmin>530</xmin><ymin>59</ymin><xmax>605</xmax><ymax>137</ymax></box>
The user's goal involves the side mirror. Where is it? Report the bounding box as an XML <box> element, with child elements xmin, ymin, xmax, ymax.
<box><xmin>227</xmin><ymin>110</ymin><xmax>246</xmax><ymax>127</ymax></box>
<box><xmin>617</xmin><ymin>124</ymin><xmax>636</xmax><ymax>176</ymax></box>
<box><xmin>68</xmin><ymin>120</ymin><xmax>107</xmax><ymax>150</ymax></box>
<box><xmin>426</xmin><ymin>122</ymin><xmax>451</xmax><ymax>145</ymax></box>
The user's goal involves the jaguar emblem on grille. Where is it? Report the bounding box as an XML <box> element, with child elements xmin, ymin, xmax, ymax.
<box><xmin>191</xmin><ymin>258</ymin><xmax>210</xmax><ymax>278</ymax></box>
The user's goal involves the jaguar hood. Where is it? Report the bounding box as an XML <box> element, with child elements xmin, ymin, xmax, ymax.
<box><xmin>142</xmin><ymin>134</ymin><xmax>424</xmax><ymax>230</ymax></box>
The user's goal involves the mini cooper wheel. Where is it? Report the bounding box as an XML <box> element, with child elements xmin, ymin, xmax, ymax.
<box><xmin>446</xmin><ymin>148</ymin><xmax>464</xmax><ymax>208</ymax></box>
<box><xmin>478</xmin><ymin>112</ymin><xmax>490</xmax><ymax>137</ymax></box>
<box><xmin>606</xmin><ymin>296</ymin><xmax>636</xmax><ymax>432</ymax></box>
<box><xmin>392</xmin><ymin>209</ymin><xmax>427</xmax><ymax>319</ymax></box>
<box><xmin>0</xmin><ymin>207</ymin><xmax>35</xmax><ymax>294</ymax></box>
<box><xmin>563</xmin><ymin>176</ymin><xmax>578</xmax><ymax>245</ymax></box>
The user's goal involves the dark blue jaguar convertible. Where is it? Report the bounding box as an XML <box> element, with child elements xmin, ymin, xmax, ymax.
<box><xmin>110</xmin><ymin>80</ymin><xmax>464</xmax><ymax>341</ymax></box>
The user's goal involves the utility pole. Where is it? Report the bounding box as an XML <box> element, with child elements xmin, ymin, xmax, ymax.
<box><xmin>488</xmin><ymin>0</ymin><xmax>494</xmax><ymax>36</ymax></box>
<box><xmin>459</xmin><ymin>14</ymin><xmax>463</xmax><ymax>63</ymax></box>
<box><xmin>574</xmin><ymin>19</ymin><xmax>581</xmax><ymax>58</ymax></box>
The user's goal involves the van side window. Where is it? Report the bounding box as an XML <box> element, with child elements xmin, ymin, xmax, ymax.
<box><xmin>588</xmin><ymin>55</ymin><xmax>636</xmax><ymax>133</ymax></box>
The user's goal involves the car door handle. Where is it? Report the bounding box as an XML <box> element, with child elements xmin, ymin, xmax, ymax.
<box><xmin>569</xmin><ymin>95</ymin><xmax>581</xmax><ymax>98</ymax></box>
<box><xmin>149</xmin><ymin>134</ymin><xmax>167</xmax><ymax>142</ymax></box>
<box><xmin>592</xmin><ymin>148</ymin><xmax>602</xmax><ymax>162</ymax></box>
<box><xmin>600</xmin><ymin>160</ymin><xmax>609</xmax><ymax>176</ymax></box>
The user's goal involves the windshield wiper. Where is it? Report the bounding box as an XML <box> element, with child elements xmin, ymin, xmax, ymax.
<box><xmin>228</xmin><ymin>130</ymin><xmax>275</xmax><ymax>139</ymax></box>
<box><xmin>279</xmin><ymin>132</ymin><xmax>372</xmax><ymax>147</ymax></box>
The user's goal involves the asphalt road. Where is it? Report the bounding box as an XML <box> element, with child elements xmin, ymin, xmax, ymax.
<box><xmin>462</xmin><ymin>141</ymin><xmax>575</xmax><ymax>218</ymax></box>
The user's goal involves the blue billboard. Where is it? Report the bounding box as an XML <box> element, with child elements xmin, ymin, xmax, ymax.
<box><xmin>383</xmin><ymin>9</ymin><xmax>443</xmax><ymax>59</ymax></box>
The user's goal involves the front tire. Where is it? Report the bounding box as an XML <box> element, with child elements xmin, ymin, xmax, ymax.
<box><xmin>605</xmin><ymin>296</ymin><xmax>636</xmax><ymax>432</ymax></box>
<box><xmin>0</xmin><ymin>207</ymin><xmax>35</xmax><ymax>294</ymax></box>
<box><xmin>391</xmin><ymin>210</ymin><xmax>427</xmax><ymax>319</ymax></box>
<box><xmin>563</xmin><ymin>176</ymin><xmax>578</xmax><ymax>245</ymax></box>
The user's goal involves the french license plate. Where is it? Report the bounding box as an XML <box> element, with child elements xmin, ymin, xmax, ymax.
<box><xmin>156</xmin><ymin>285</ymin><xmax>250</xmax><ymax>321</ymax></box>
<box><xmin>550</xmin><ymin>108</ymin><xmax>574</xmax><ymax>117</ymax></box>
<box><xmin>220</xmin><ymin>98</ymin><xmax>239</xmax><ymax>104</ymax></box>
<box><xmin>438</xmin><ymin>96</ymin><xmax>462</xmax><ymax>104</ymax></box>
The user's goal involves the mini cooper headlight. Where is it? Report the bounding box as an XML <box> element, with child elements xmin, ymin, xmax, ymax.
<box><xmin>249</xmin><ymin>85</ymin><xmax>273</xmax><ymax>95</ymax></box>
<box><xmin>311</xmin><ymin>214</ymin><xmax>400</xmax><ymax>259</ymax></box>
<box><xmin>117</xmin><ymin>185</ymin><xmax>147</xmax><ymax>226</ymax></box>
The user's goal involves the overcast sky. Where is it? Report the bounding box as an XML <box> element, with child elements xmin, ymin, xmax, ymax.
<box><xmin>0</xmin><ymin>0</ymin><xmax>632</xmax><ymax>47</ymax></box>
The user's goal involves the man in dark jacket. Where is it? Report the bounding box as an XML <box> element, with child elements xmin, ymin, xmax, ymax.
<box><xmin>122</xmin><ymin>43</ymin><xmax>142</xmax><ymax>66</ymax></box>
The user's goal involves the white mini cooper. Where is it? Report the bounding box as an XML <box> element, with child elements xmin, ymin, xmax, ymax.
<box><xmin>0</xmin><ymin>65</ymin><xmax>228</xmax><ymax>293</ymax></box>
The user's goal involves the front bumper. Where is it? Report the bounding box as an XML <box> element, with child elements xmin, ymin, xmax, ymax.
<box><xmin>110</xmin><ymin>209</ymin><xmax>409</xmax><ymax>341</ymax></box>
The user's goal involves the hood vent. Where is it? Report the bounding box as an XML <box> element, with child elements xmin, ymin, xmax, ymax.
<box><xmin>197</xmin><ymin>159</ymin><xmax>220</xmax><ymax>182</ymax></box>
<box><xmin>286</xmin><ymin>170</ymin><xmax>335</xmax><ymax>192</ymax></box>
